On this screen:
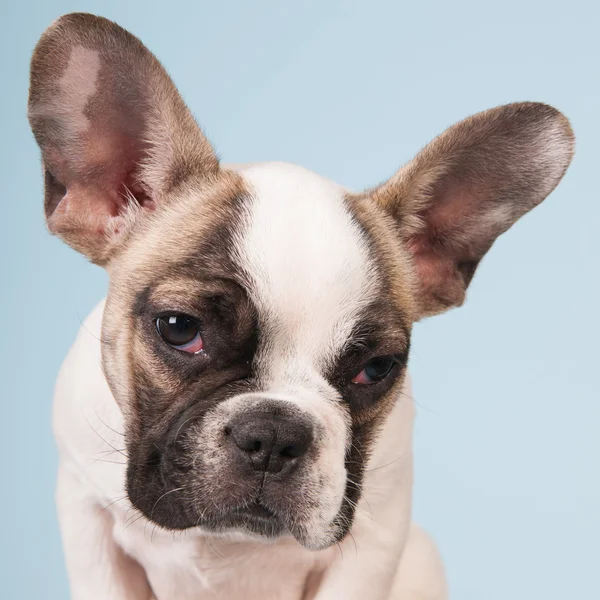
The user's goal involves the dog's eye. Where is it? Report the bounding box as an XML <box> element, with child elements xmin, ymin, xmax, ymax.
<box><xmin>156</xmin><ymin>314</ymin><xmax>203</xmax><ymax>353</ymax></box>
<box><xmin>352</xmin><ymin>356</ymin><xmax>397</xmax><ymax>385</ymax></box>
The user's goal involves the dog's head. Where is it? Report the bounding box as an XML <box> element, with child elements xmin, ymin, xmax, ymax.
<box><xmin>29</xmin><ymin>13</ymin><xmax>574</xmax><ymax>549</ymax></box>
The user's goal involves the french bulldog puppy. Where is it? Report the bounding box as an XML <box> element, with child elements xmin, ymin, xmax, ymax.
<box><xmin>28</xmin><ymin>13</ymin><xmax>574</xmax><ymax>600</ymax></box>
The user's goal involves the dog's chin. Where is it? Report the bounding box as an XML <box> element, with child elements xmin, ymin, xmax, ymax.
<box><xmin>201</xmin><ymin>511</ymin><xmax>344</xmax><ymax>551</ymax></box>
<box><xmin>133</xmin><ymin>496</ymin><xmax>346</xmax><ymax>550</ymax></box>
<box><xmin>202</xmin><ymin>502</ymin><xmax>287</xmax><ymax>540</ymax></box>
<box><xmin>216</xmin><ymin>502</ymin><xmax>347</xmax><ymax>551</ymax></box>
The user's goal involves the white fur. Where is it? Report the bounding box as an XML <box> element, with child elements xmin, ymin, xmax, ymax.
<box><xmin>233</xmin><ymin>162</ymin><xmax>379</xmax><ymax>374</ymax></box>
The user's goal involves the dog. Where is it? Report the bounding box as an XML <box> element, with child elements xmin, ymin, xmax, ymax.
<box><xmin>28</xmin><ymin>13</ymin><xmax>574</xmax><ymax>600</ymax></box>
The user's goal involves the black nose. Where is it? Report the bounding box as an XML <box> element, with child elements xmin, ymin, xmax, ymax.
<box><xmin>226</xmin><ymin>409</ymin><xmax>314</xmax><ymax>474</ymax></box>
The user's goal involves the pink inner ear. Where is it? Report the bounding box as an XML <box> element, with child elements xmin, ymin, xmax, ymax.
<box><xmin>408</xmin><ymin>239</ymin><xmax>455</xmax><ymax>292</ymax></box>
<box><xmin>49</xmin><ymin>125</ymin><xmax>154</xmax><ymax>232</ymax></box>
<box><xmin>405</xmin><ymin>183</ymin><xmax>486</xmax><ymax>310</ymax></box>
<box><xmin>41</xmin><ymin>44</ymin><xmax>155</xmax><ymax>230</ymax></box>
<box><xmin>56</xmin><ymin>186</ymin><xmax>117</xmax><ymax>233</ymax></box>
<box><xmin>423</xmin><ymin>184</ymin><xmax>481</xmax><ymax>241</ymax></box>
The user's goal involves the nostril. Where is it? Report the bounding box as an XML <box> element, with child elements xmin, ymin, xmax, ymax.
<box><xmin>228</xmin><ymin>418</ymin><xmax>275</xmax><ymax>455</ymax></box>
<box><xmin>280</xmin><ymin>444</ymin><xmax>303</xmax><ymax>459</ymax></box>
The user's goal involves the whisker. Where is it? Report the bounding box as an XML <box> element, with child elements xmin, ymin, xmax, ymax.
<box><xmin>150</xmin><ymin>487</ymin><xmax>185</xmax><ymax>522</ymax></box>
<box><xmin>100</xmin><ymin>495</ymin><xmax>129</xmax><ymax>513</ymax></box>
<box><xmin>150</xmin><ymin>522</ymin><xmax>160</xmax><ymax>543</ymax></box>
<box><xmin>347</xmin><ymin>530</ymin><xmax>358</xmax><ymax>556</ymax></box>
<box><xmin>206</xmin><ymin>534</ymin><xmax>226</xmax><ymax>559</ymax></box>
<box><xmin>125</xmin><ymin>511</ymin><xmax>146</xmax><ymax>530</ymax></box>
<box><xmin>398</xmin><ymin>389</ymin><xmax>437</xmax><ymax>415</ymax></box>
<box><xmin>91</xmin><ymin>458</ymin><xmax>127</xmax><ymax>465</ymax></box>
<box><xmin>92</xmin><ymin>448</ymin><xmax>127</xmax><ymax>456</ymax></box>
<box><xmin>343</xmin><ymin>494</ymin><xmax>373</xmax><ymax>522</ymax></box>
<box><xmin>76</xmin><ymin>312</ymin><xmax>114</xmax><ymax>347</ymax></box>
<box><xmin>83</xmin><ymin>415</ymin><xmax>127</xmax><ymax>457</ymax></box>
<box><xmin>93</xmin><ymin>407</ymin><xmax>125</xmax><ymax>438</ymax></box>
<box><xmin>345</xmin><ymin>476</ymin><xmax>375</xmax><ymax>515</ymax></box>
<box><xmin>365</xmin><ymin>452</ymin><xmax>407</xmax><ymax>473</ymax></box>
<box><xmin>173</xmin><ymin>415</ymin><xmax>203</xmax><ymax>447</ymax></box>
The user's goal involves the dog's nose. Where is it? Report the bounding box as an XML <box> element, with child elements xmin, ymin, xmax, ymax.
<box><xmin>226</xmin><ymin>410</ymin><xmax>314</xmax><ymax>474</ymax></box>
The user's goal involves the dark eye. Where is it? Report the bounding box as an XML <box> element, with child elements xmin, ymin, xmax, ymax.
<box><xmin>156</xmin><ymin>314</ymin><xmax>203</xmax><ymax>354</ymax></box>
<box><xmin>352</xmin><ymin>356</ymin><xmax>397</xmax><ymax>385</ymax></box>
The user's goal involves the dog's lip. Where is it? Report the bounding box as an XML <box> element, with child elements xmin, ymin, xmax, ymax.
<box><xmin>232</xmin><ymin>501</ymin><xmax>276</xmax><ymax>520</ymax></box>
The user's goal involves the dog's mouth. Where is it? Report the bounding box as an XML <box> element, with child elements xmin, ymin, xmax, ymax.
<box><xmin>211</xmin><ymin>499</ymin><xmax>286</xmax><ymax>539</ymax></box>
<box><xmin>128</xmin><ymin>476</ymin><xmax>349</xmax><ymax>549</ymax></box>
<box><xmin>232</xmin><ymin>500</ymin><xmax>277</xmax><ymax>521</ymax></box>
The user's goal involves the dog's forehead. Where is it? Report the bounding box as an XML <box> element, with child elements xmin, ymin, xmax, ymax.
<box><xmin>232</xmin><ymin>162</ymin><xmax>379</xmax><ymax>371</ymax></box>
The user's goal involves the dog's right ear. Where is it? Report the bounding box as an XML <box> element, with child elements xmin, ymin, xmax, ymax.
<box><xmin>28</xmin><ymin>13</ymin><xmax>219</xmax><ymax>264</ymax></box>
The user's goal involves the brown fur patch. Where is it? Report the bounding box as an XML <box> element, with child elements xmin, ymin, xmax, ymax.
<box><xmin>101</xmin><ymin>169</ymin><xmax>250</xmax><ymax>417</ymax></box>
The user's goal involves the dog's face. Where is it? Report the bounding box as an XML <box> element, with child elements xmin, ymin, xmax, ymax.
<box><xmin>28</xmin><ymin>14</ymin><xmax>574</xmax><ymax>550</ymax></box>
<box><xmin>102</xmin><ymin>161</ymin><xmax>414</xmax><ymax>549</ymax></box>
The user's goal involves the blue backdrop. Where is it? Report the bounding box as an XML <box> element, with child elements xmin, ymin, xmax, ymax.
<box><xmin>1</xmin><ymin>1</ymin><xmax>598</xmax><ymax>598</ymax></box>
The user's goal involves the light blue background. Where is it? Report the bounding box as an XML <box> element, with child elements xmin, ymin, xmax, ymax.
<box><xmin>1</xmin><ymin>1</ymin><xmax>598</xmax><ymax>598</ymax></box>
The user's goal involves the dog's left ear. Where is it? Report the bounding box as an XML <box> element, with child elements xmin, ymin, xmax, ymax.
<box><xmin>367</xmin><ymin>102</ymin><xmax>574</xmax><ymax>319</ymax></box>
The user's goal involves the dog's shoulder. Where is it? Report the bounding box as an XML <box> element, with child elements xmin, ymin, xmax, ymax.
<box><xmin>53</xmin><ymin>299</ymin><xmax>126</xmax><ymax>497</ymax></box>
